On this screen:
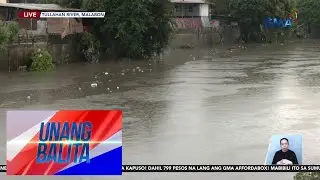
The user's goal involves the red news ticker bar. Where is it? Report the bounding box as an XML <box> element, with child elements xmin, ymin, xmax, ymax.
<box><xmin>17</xmin><ymin>10</ymin><xmax>41</xmax><ymax>18</ymax></box>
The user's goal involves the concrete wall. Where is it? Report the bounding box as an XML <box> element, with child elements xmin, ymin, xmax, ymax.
<box><xmin>171</xmin><ymin>28</ymin><xmax>215</xmax><ymax>48</ymax></box>
<box><xmin>199</xmin><ymin>4</ymin><xmax>209</xmax><ymax>16</ymax></box>
<box><xmin>174</xmin><ymin>17</ymin><xmax>203</xmax><ymax>28</ymax></box>
<box><xmin>170</xmin><ymin>19</ymin><xmax>240</xmax><ymax>48</ymax></box>
<box><xmin>173</xmin><ymin>17</ymin><xmax>216</xmax><ymax>29</ymax></box>
<box><xmin>17</xmin><ymin>18</ymin><xmax>83</xmax><ymax>36</ymax></box>
<box><xmin>22</xmin><ymin>20</ymin><xmax>47</xmax><ymax>35</ymax></box>
<box><xmin>0</xmin><ymin>37</ymin><xmax>80</xmax><ymax>71</ymax></box>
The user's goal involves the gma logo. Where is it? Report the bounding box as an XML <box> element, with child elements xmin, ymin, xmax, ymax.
<box><xmin>263</xmin><ymin>18</ymin><xmax>292</xmax><ymax>29</ymax></box>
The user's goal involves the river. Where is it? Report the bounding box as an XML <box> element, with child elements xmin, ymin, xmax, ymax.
<box><xmin>1</xmin><ymin>40</ymin><xmax>320</xmax><ymax>180</ymax></box>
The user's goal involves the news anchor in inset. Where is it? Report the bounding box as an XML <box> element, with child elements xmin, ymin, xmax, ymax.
<box><xmin>272</xmin><ymin>138</ymin><xmax>299</xmax><ymax>165</ymax></box>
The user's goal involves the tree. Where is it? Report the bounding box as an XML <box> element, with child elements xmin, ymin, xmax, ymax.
<box><xmin>41</xmin><ymin>0</ymin><xmax>175</xmax><ymax>59</ymax></box>
<box><xmin>296</xmin><ymin>0</ymin><xmax>320</xmax><ymax>37</ymax></box>
<box><xmin>297</xmin><ymin>0</ymin><xmax>320</xmax><ymax>24</ymax></box>
<box><xmin>228</xmin><ymin>0</ymin><xmax>295</xmax><ymax>42</ymax></box>
<box><xmin>0</xmin><ymin>21</ymin><xmax>19</xmax><ymax>51</ymax></box>
<box><xmin>206</xmin><ymin>0</ymin><xmax>231</xmax><ymax>15</ymax></box>
<box><xmin>0</xmin><ymin>21</ymin><xmax>19</xmax><ymax>71</ymax></box>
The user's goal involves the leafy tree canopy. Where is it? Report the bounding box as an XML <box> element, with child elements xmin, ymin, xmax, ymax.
<box><xmin>206</xmin><ymin>0</ymin><xmax>231</xmax><ymax>15</ymax></box>
<box><xmin>229</xmin><ymin>0</ymin><xmax>295</xmax><ymax>26</ymax></box>
<box><xmin>208</xmin><ymin>0</ymin><xmax>295</xmax><ymax>42</ymax></box>
<box><xmin>0</xmin><ymin>21</ymin><xmax>19</xmax><ymax>51</ymax></box>
<box><xmin>297</xmin><ymin>0</ymin><xmax>320</xmax><ymax>24</ymax></box>
<box><xmin>41</xmin><ymin>0</ymin><xmax>175</xmax><ymax>59</ymax></box>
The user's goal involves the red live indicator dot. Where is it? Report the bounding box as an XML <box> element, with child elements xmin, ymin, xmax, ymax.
<box><xmin>17</xmin><ymin>10</ymin><xmax>41</xmax><ymax>18</ymax></box>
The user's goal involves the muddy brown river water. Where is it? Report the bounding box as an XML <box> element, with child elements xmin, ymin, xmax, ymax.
<box><xmin>1</xmin><ymin>40</ymin><xmax>320</xmax><ymax>179</ymax></box>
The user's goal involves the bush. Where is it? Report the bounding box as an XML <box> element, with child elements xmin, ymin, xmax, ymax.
<box><xmin>295</xmin><ymin>172</ymin><xmax>320</xmax><ymax>180</ymax></box>
<box><xmin>29</xmin><ymin>49</ymin><xmax>54</xmax><ymax>72</ymax></box>
<box><xmin>0</xmin><ymin>21</ymin><xmax>19</xmax><ymax>51</ymax></box>
<box><xmin>6</xmin><ymin>21</ymin><xmax>19</xmax><ymax>41</ymax></box>
<box><xmin>0</xmin><ymin>25</ymin><xmax>10</xmax><ymax>51</ymax></box>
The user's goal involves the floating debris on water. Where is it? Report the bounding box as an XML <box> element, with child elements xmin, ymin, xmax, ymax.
<box><xmin>136</xmin><ymin>67</ymin><xmax>140</xmax><ymax>69</ymax></box>
<box><xmin>91</xmin><ymin>83</ymin><xmax>98</xmax><ymax>88</ymax></box>
<box><xmin>108</xmin><ymin>79</ymin><xmax>112</xmax><ymax>82</ymax></box>
<box><xmin>141</xmin><ymin>70</ymin><xmax>144</xmax><ymax>72</ymax></box>
<box><xmin>104</xmin><ymin>72</ymin><xmax>109</xmax><ymax>75</ymax></box>
<box><xmin>116</xmin><ymin>86</ymin><xmax>119</xmax><ymax>90</ymax></box>
<box><xmin>121</xmin><ymin>73</ymin><xmax>125</xmax><ymax>75</ymax></box>
<box><xmin>180</xmin><ymin>44</ymin><xmax>194</xmax><ymax>49</ymax></box>
<box><xmin>27</xmin><ymin>95</ymin><xmax>31</xmax><ymax>99</ymax></box>
<box><xmin>78</xmin><ymin>87</ymin><xmax>81</xmax><ymax>90</ymax></box>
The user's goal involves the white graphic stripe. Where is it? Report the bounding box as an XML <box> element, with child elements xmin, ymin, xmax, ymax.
<box><xmin>59</xmin><ymin>130</ymin><xmax>122</xmax><ymax>171</ymax></box>
<box><xmin>6</xmin><ymin>115</ymin><xmax>53</xmax><ymax>161</ymax></box>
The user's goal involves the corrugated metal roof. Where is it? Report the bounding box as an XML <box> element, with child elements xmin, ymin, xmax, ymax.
<box><xmin>0</xmin><ymin>3</ymin><xmax>82</xmax><ymax>11</ymax></box>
